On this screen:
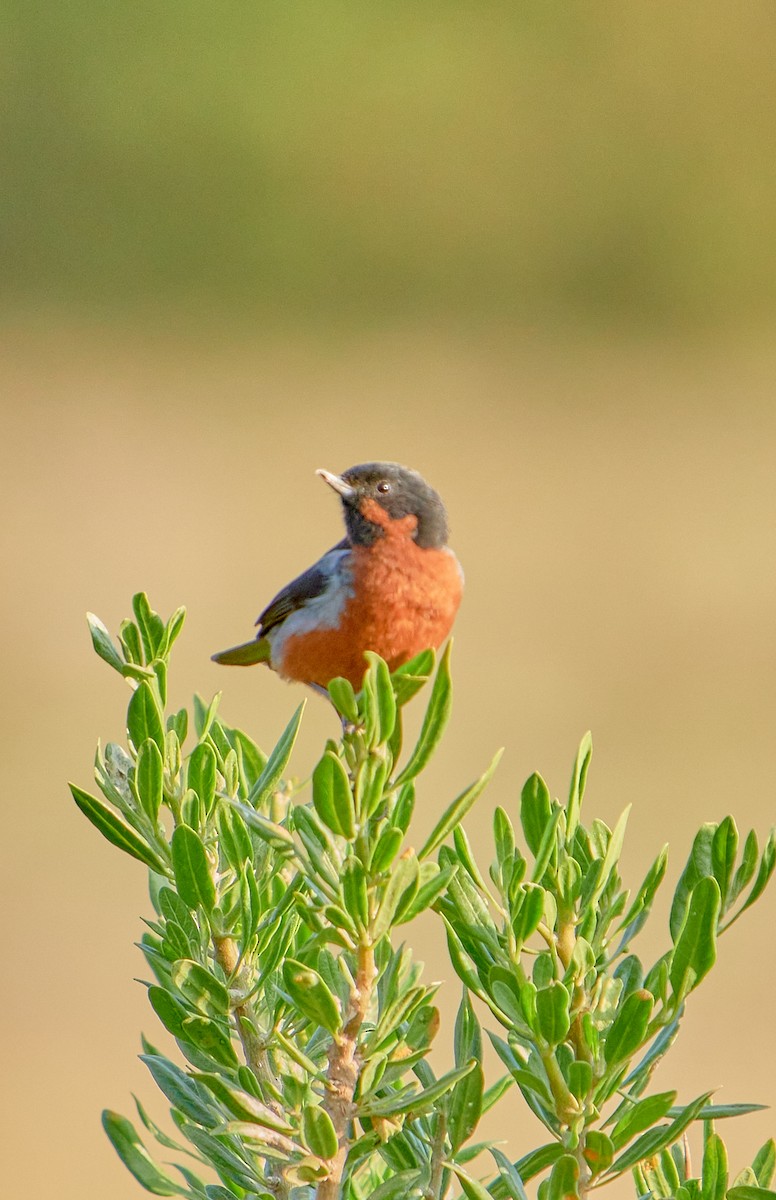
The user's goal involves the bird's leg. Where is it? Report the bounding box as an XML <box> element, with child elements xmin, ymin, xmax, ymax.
<box><xmin>306</xmin><ymin>679</ymin><xmax>361</xmax><ymax>735</ymax></box>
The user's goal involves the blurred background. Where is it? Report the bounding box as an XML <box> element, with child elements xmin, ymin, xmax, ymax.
<box><xmin>3</xmin><ymin>2</ymin><xmax>776</xmax><ymax>1195</ymax></box>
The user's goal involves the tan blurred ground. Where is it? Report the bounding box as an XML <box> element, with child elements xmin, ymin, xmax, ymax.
<box><xmin>2</xmin><ymin>324</ymin><xmax>775</xmax><ymax>1196</ymax></box>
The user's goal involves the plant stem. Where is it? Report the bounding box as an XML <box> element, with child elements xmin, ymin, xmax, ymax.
<box><xmin>213</xmin><ymin>934</ymin><xmax>282</xmax><ymax>1109</ymax></box>
<box><xmin>317</xmin><ymin>939</ymin><xmax>377</xmax><ymax>1200</ymax></box>
<box><xmin>426</xmin><ymin>1111</ymin><xmax>448</xmax><ymax>1200</ymax></box>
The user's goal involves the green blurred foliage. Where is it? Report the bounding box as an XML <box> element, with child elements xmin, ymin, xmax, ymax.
<box><xmin>5</xmin><ymin>1</ymin><xmax>776</xmax><ymax>327</ymax></box>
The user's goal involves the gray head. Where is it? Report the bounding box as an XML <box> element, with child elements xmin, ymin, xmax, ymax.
<box><xmin>317</xmin><ymin>461</ymin><xmax>450</xmax><ymax>549</ymax></box>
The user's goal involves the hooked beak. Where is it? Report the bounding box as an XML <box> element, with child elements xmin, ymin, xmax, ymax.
<box><xmin>316</xmin><ymin>468</ymin><xmax>356</xmax><ymax>501</ymax></box>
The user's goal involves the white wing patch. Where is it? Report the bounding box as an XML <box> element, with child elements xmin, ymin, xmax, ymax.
<box><xmin>266</xmin><ymin>549</ymin><xmax>354</xmax><ymax>663</ymax></box>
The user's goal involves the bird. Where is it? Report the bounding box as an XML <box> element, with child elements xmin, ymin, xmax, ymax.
<box><xmin>212</xmin><ymin>462</ymin><xmax>463</xmax><ymax>691</ymax></box>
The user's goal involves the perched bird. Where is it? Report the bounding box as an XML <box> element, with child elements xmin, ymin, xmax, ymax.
<box><xmin>212</xmin><ymin>462</ymin><xmax>463</xmax><ymax>691</ymax></box>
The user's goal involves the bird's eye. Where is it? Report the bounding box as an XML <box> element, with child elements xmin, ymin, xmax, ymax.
<box><xmin>376</xmin><ymin>480</ymin><xmax>392</xmax><ymax>495</ymax></box>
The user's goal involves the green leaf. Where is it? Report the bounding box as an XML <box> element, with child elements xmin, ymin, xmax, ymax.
<box><xmin>614</xmin><ymin>845</ymin><xmax>669</xmax><ymax>949</ymax></box>
<box><xmin>181</xmin><ymin>787</ymin><xmax>203</xmax><ymax>831</ymax></box>
<box><xmin>702</xmin><ymin>1131</ymin><xmax>728</xmax><ymax>1200</ymax></box>
<box><xmin>566</xmin><ymin>732</ymin><xmax>592</xmax><ymax>846</ymax></box>
<box><xmin>512</xmin><ymin>883</ymin><xmax>545</xmax><ymax>945</ymax></box>
<box><xmin>302</xmin><ymin>1105</ymin><xmax>338</xmax><ymax>1160</ymax></box>
<box><xmin>607</xmin><ymin>1090</ymin><xmax>712</xmax><ymax>1177</ymax></box>
<box><xmin>148</xmin><ymin>986</ymin><xmax>190</xmax><ymax>1040</ymax></box>
<box><xmin>158</xmin><ymin>887</ymin><xmax>199</xmax><ymax>945</ymax></box>
<box><xmin>730</xmin><ymin>829</ymin><xmax>759</xmax><ymax>905</ymax></box>
<box><xmin>669</xmin><ymin>876</ymin><xmax>721</xmax><ymax>1000</ymax></box>
<box><xmin>417</xmin><ymin>748</ymin><xmax>503</xmax><ymax>860</ymax></box>
<box><xmin>132</xmin><ymin>1095</ymin><xmax>188</xmax><ymax>1154</ymax></box>
<box><xmin>128</xmin><ymin>681</ymin><xmax>165</xmax><ymax>753</ymax></box>
<box><xmin>548</xmin><ymin>1153</ymin><xmax>580</xmax><ymax>1200</ymax></box>
<box><xmin>228</xmin><ymin>800</ymin><xmax>295</xmax><ymax>852</ymax></box>
<box><xmin>240</xmin><ymin>863</ymin><xmax>262</xmax><ymax>940</ymax></box>
<box><xmin>604</xmin><ymin>990</ymin><xmax>653</xmax><ymax>1065</ymax></box>
<box><xmin>754</xmin><ymin>1141</ymin><xmax>776</xmax><ymax>1189</ymax></box>
<box><xmin>397</xmin><ymin>861</ymin><xmax>457</xmax><ymax>924</ymax></box>
<box><xmin>87</xmin><ymin>612</ymin><xmax>126</xmax><ymax>674</ymax></box>
<box><xmin>355</xmin><ymin>753</ymin><xmax>389</xmax><ymax>821</ymax></box>
<box><xmin>391</xmin><ymin>647</ymin><xmax>435</xmax><ymax>706</ymax></box>
<box><xmin>181</xmin><ymin>1125</ymin><xmax>261</xmax><ymax>1190</ymax></box>
<box><xmin>448</xmin><ymin>1166</ymin><xmax>491</xmax><ymax>1200</ymax></box>
<box><xmin>171</xmin><ymin>825</ymin><xmax>216</xmax><ymax>913</ymax></box>
<box><xmin>193</xmin><ymin>692</ymin><xmax>221</xmax><ymax>742</ymax></box>
<box><xmin>230</xmin><ymin>728</ymin><xmax>267</xmax><ymax>791</ymax></box>
<box><xmin>170</xmin><ymin>960</ymin><xmax>229</xmax><ymax>1018</ymax></box>
<box><xmin>609</xmin><ymin>1091</ymin><xmax>677</xmax><ymax>1150</ymax></box>
<box><xmin>491</xmin><ymin>1148</ymin><xmax>530</xmax><ymax>1200</ymax></box>
<box><xmin>448</xmin><ymin>1059</ymin><xmax>484</xmax><ymax>1153</ymax></box>
<box><xmin>724</xmin><ymin>829</ymin><xmax>776</xmax><ymax>930</ymax></box>
<box><xmin>489</xmin><ymin>1032</ymin><xmax>556</xmax><ymax>1104</ymax></box>
<box><xmin>363</xmin><ymin>652</ymin><xmax>397</xmax><ymax>745</ymax></box>
<box><xmin>160</xmin><ymin>606</ymin><xmax>186</xmax><ymax>657</ymax></box>
<box><xmin>327</xmin><ymin>676</ymin><xmax>359</xmax><ymax>725</ymax></box>
<box><xmin>588</xmin><ymin>805</ymin><xmax>631</xmax><ymax>907</ymax></box>
<box><xmin>582</xmin><ymin>1132</ymin><xmax>614</xmax><ymax>1177</ymax></box>
<box><xmin>193</xmin><ymin>1074</ymin><xmax>294</xmax><ymax>1133</ymax></box>
<box><xmin>188</xmin><ymin>742</ymin><xmax>216</xmax><ymax>814</ymax></box>
<box><xmin>564</xmin><ymin>1061</ymin><xmax>591</xmax><ymax>1104</ymax></box>
<box><xmin>454</xmin><ymin>988</ymin><xmax>482</xmax><ymax>1062</ymax></box>
<box><xmin>166</xmin><ymin>705</ymin><xmax>188</xmax><ymax>744</ymax></box>
<box><xmin>135</xmin><ymin>739</ymin><xmax>163</xmax><ymax>824</ymax></box>
<box><xmin>711</xmin><ymin>816</ymin><xmax>738</xmax><ymax>908</ymax></box>
<box><xmin>164</xmin><ymin>728</ymin><xmax>182</xmax><ymax>782</ymax></box>
<box><xmin>678</xmin><ymin>1104</ymin><xmax>767</xmax><ymax>1120</ymax></box>
<box><xmin>727</xmin><ymin>1190</ymin><xmax>776</xmax><ymax>1200</ymax></box>
<box><xmin>513</xmin><ymin>1143</ymin><xmax>565</xmax><ymax>1183</ymax></box>
<box><xmin>395</xmin><ymin>641</ymin><xmax>453</xmax><ymax>786</ymax></box>
<box><xmin>659</xmin><ymin>1146</ymin><xmax>682</xmax><ymax>1194</ymax></box>
<box><xmin>282</xmin><ymin>958</ymin><xmax>341</xmax><ymax>1034</ymax></box>
<box><xmin>367</xmin><ymin>1173</ymin><xmax>424</xmax><ymax>1200</ymax></box>
<box><xmin>670</xmin><ymin>823</ymin><xmax>716</xmax><ymax>940</ymax></box>
<box><xmin>371</xmin><ymin>824</ymin><xmax>404</xmax><ymax>873</ymax></box>
<box><xmin>70</xmin><ymin>783</ymin><xmax>166</xmax><ymax>871</ymax></box>
<box><xmin>182</xmin><ymin>1013</ymin><xmax>239</xmax><ymax>1069</ymax></box>
<box><xmin>450</xmin><ymin>843</ymin><xmax>489</xmax><ymax>925</ymax></box>
<box><xmin>393</xmin><ymin>781</ymin><xmax>415</xmax><ymax>833</ymax></box>
<box><xmin>535</xmin><ymin>982</ymin><xmax>570</xmax><ymax>1046</ymax></box>
<box><xmin>494</xmin><ymin>806</ymin><xmax>516</xmax><ymax>867</ymax></box>
<box><xmin>372</xmin><ymin>852</ymin><xmax>420</xmax><ymax>940</ymax></box>
<box><xmin>733</xmin><ymin>1174</ymin><xmax>762</xmax><ymax>1193</ymax></box>
<box><xmin>342</xmin><ymin>857</ymin><xmax>369</xmax><ymax>930</ymax></box>
<box><xmin>312</xmin><ymin>750</ymin><xmax>356</xmax><ymax>838</ymax></box>
<box><xmin>216</xmin><ymin>804</ymin><xmax>253</xmax><ymax>871</ymax></box>
<box><xmin>622</xmin><ymin>1014</ymin><xmax>678</xmax><ymax>1091</ymax></box>
<box><xmin>362</xmin><ymin>1060</ymin><xmax>475</xmax><ymax>1117</ymax></box>
<box><xmin>132</xmin><ymin>592</ymin><xmax>166</xmax><ymax>661</ymax></box>
<box><xmin>448</xmin><ymin>993</ymin><xmax>484</xmax><ymax>1149</ymax></box>
<box><xmin>140</xmin><ymin>1055</ymin><xmax>217</xmax><ymax>1126</ymax></box>
<box><xmin>531</xmin><ymin>805</ymin><xmax>563</xmax><ymax>883</ymax></box>
<box><xmin>451</xmin><ymin>1166</ymin><xmax>493</xmax><ymax>1200</ymax></box>
<box><xmin>119</xmin><ymin>619</ymin><xmax>144</xmax><ymax>666</ymax></box>
<box><xmin>487</xmin><ymin>969</ymin><xmax>529</xmax><ymax>1030</ymax></box>
<box><xmin>102</xmin><ymin>1111</ymin><xmax>180</xmax><ymax>1195</ymax></box>
<box><xmin>520</xmin><ymin>772</ymin><xmax>552</xmax><ymax>857</ymax></box>
<box><xmin>152</xmin><ymin>659</ymin><xmax>167</xmax><ymax>707</ymax></box>
<box><xmin>248</xmin><ymin>702</ymin><xmax>305</xmax><ymax>808</ymax></box>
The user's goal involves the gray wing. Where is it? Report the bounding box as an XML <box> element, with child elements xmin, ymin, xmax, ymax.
<box><xmin>256</xmin><ymin>540</ymin><xmax>351</xmax><ymax>635</ymax></box>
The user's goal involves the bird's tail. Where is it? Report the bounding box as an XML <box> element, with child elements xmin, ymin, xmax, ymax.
<box><xmin>211</xmin><ymin>638</ymin><xmax>271</xmax><ymax>667</ymax></box>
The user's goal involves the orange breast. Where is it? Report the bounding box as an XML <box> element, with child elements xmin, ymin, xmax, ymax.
<box><xmin>278</xmin><ymin>534</ymin><xmax>463</xmax><ymax>689</ymax></box>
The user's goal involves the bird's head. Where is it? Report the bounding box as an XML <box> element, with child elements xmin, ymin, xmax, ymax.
<box><xmin>317</xmin><ymin>462</ymin><xmax>450</xmax><ymax>549</ymax></box>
